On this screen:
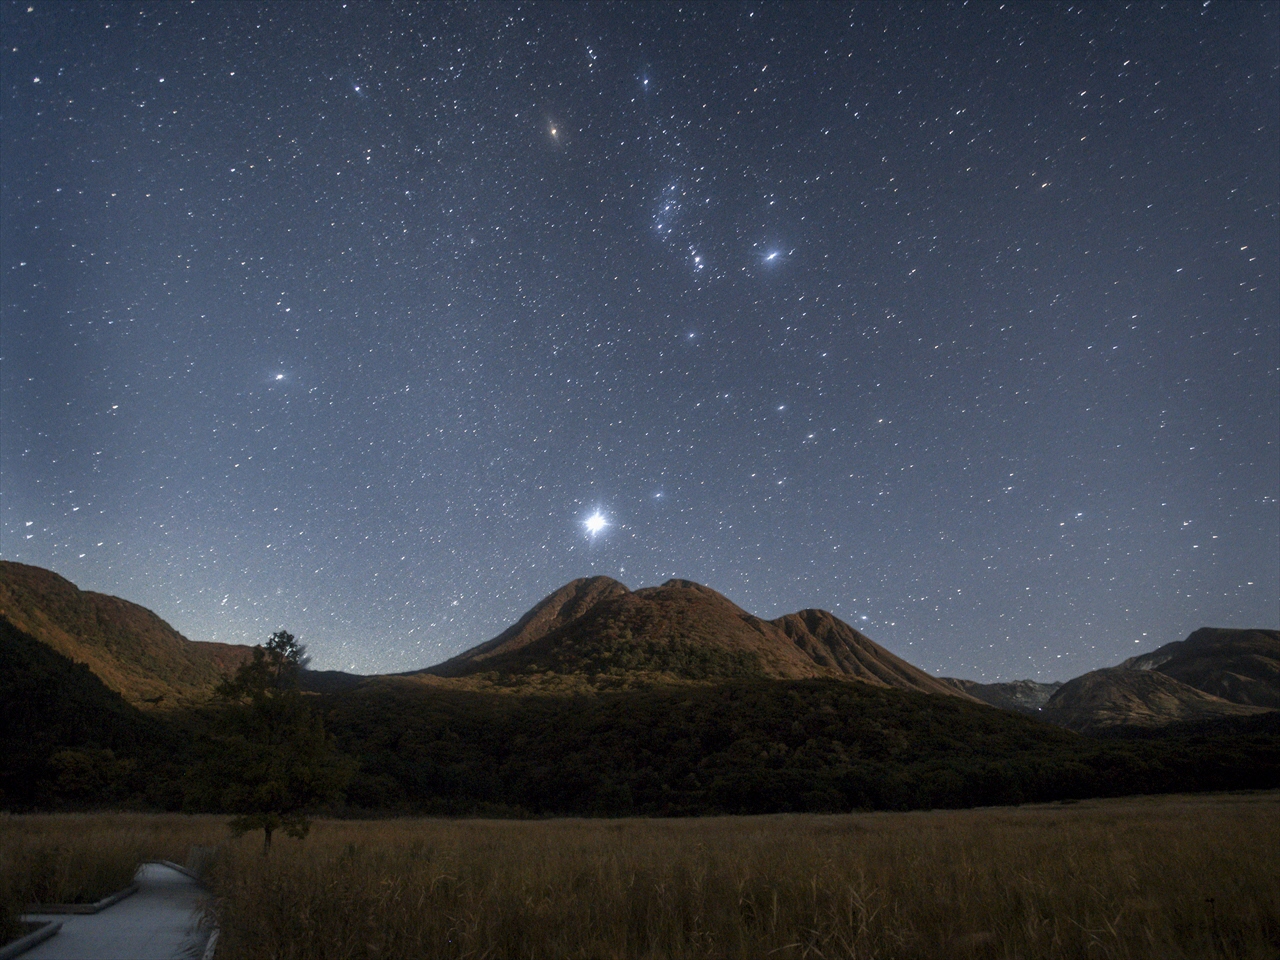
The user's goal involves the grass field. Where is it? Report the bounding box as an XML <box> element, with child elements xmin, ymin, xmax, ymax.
<box><xmin>3</xmin><ymin>792</ymin><xmax>1277</xmax><ymax>958</ymax></box>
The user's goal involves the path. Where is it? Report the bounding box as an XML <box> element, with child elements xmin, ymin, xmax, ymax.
<box><xmin>19</xmin><ymin>863</ymin><xmax>215</xmax><ymax>960</ymax></box>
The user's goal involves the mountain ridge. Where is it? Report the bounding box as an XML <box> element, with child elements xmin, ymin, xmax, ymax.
<box><xmin>1120</xmin><ymin>627</ymin><xmax>1280</xmax><ymax>708</ymax></box>
<box><xmin>421</xmin><ymin>576</ymin><xmax>973</xmax><ymax>699</ymax></box>
<box><xmin>3</xmin><ymin>561</ymin><xmax>1275</xmax><ymax>734</ymax></box>
<box><xmin>1038</xmin><ymin>667</ymin><xmax>1272</xmax><ymax>733</ymax></box>
<box><xmin>4</xmin><ymin>560</ymin><xmax>1278</xmax><ymax>817</ymax></box>
<box><xmin>428</xmin><ymin>576</ymin><xmax>632</xmax><ymax>672</ymax></box>
<box><xmin>0</xmin><ymin>560</ymin><xmax>253</xmax><ymax>706</ymax></box>
<box><xmin>1028</xmin><ymin>626</ymin><xmax>1280</xmax><ymax>732</ymax></box>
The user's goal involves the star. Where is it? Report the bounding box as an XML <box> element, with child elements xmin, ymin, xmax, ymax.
<box><xmin>5</xmin><ymin>2</ymin><xmax>1270</xmax><ymax>681</ymax></box>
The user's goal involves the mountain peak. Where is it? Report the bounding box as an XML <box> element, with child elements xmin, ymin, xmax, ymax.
<box><xmin>426</xmin><ymin>576</ymin><xmax>631</xmax><ymax>677</ymax></box>
<box><xmin>422</xmin><ymin>576</ymin><xmax>973</xmax><ymax>698</ymax></box>
<box><xmin>772</xmin><ymin>608</ymin><xmax>967</xmax><ymax>698</ymax></box>
<box><xmin>656</xmin><ymin>578</ymin><xmax>720</xmax><ymax>592</ymax></box>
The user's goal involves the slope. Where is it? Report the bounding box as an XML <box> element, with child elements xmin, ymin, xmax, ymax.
<box><xmin>423</xmin><ymin>577</ymin><xmax>974</xmax><ymax>699</ymax></box>
<box><xmin>941</xmin><ymin>678</ymin><xmax>1063</xmax><ymax>714</ymax></box>
<box><xmin>1121</xmin><ymin>627</ymin><xmax>1280</xmax><ymax>708</ymax></box>
<box><xmin>0</xmin><ymin>616</ymin><xmax>181</xmax><ymax>808</ymax></box>
<box><xmin>0</xmin><ymin>561</ymin><xmax>253</xmax><ymax>707</ymax></box>
<box><xmin>1038</xmin><ymin>667</ymin><xmax>1271</xmax><ymax>733</ymax></box>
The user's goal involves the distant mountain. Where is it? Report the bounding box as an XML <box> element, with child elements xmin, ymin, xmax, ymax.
<box><xmin>1037</xmin><ymin>667</ymin><xmax>1271</xmax><ymax>734</ymax></box>
<box><xmin>773</xmin><ymin>608</ymin><xmax>967</xmax><ymax>695</ymax></box>
<box><xmin>429</xmin><ymin>576</ymin><xmax>631</xmax><ymax>671</ymax></box>
<box><xmin>422</xmin><ymin>577</ymin><xmax>974</xmax><ymax>699</ymax></box>
<box><xmin>941</xmin><ymin>678</ymin><xmax>1062</xmax><ymax>714</ymax></box>
<box><xmin>0</xmin><ymin>561</ymin><xmax>254</xmax><ymax>707</ymax></box>
<box><xmin>1030</xmin><ymin>627</ymin><xmax>1280</xmax><ymax>733</ymax></box>
<box><xmin>943</xmin><ymin>628</ymin><xmax>1279</xmax><ymax>732</ymax></box>
<box><xmin>1121</xmin><ymin>627</ymin><xmax>1280</xmax><ymax>708</ymax></box>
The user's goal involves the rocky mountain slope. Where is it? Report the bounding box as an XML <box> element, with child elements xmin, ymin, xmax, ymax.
<box><xmin>941</xmin><ymin>678</ymin><xmax>1063</xmax><ymax>714</ymax></box>
<box><xmin>1032</xmin><ymin>627</ymin><xmax>1280</xmax><ymax>732</ymax></box>
<box><xmin>1121</xmin><ymin>627</ymin><xmax>1280</xmax><ymax>708</ymax></box>
<box><xmin>1037</xmin><ymin>667</ymin><xmax>1271</xmax><ymax>733</ymax></box>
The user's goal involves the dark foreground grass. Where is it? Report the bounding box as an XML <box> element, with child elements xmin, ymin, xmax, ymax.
<box><xmin>3</xmin><ymin>793</ymin><xmax>1276</xmax><ymax>958</ymax></box>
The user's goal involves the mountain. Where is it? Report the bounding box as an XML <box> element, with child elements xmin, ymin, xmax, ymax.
<box><xmin>0</xmin><ymin>616</ymin><xmax>180</xmax><ymax>808</ymax></box>
<box><xmin>1121</xmin><ymin>627</ymin><xmax>1280</xmax><ymax>708</ymax></box>
<box><xmin>942</xmin><ymin>628</ymin><xmax>1279</xmax><ymax>731</ymax></box>
<box><xmin>422</xmin><ymin>577</ymin><xmax>974</xmax><ymax>699</ymax></box>
<box><xmin>429</xmin><ymin>576</ymin><xmax>631</xmax><ymax>670</ymax></box>
<box><xmin>1037</xmin><ymin>667</ymin><xmax>1271</xmax><ymax>734</ymax></box>
<box><xmin>5</xmin><ymin>557</ymin><xmax>1273</xmax><ymax>740</ymax></box>
<box><xmin>1031</xmin><ymin>627</ymin><xmax>1280</xmax><ymax>733</ymax></box>
<box><xmin>0</xmin><ymin>561</ymin><xmax>254</xmax><ymax>707</ymax></box>
<box><xmin>3</xmin><ymin>561</ymin><xmax>1278</xmax><ymax>815</ymax></box>
<box><xmin>941</xmin><ymin>678</ymin><xmax>1062</xmax><ymax>714</ymax></box>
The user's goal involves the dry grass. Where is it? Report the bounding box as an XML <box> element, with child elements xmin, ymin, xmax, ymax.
<box><xmin>0</xmin><ymin>812</ymin><xmax>225</xmax><ymax>943</ymax></box>
<box><xmin>2</xmin><ymin>795</ymin><xmax>1276</xmax><ymax>958</ymax></box>
<box><xmin>203</xmin><ymin>792</ymin><xmax>1278</xmax><ymax>960</ymax></box>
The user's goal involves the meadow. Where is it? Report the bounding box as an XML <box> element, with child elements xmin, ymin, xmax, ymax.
<box><xmin>2</xmin><ymin>791</ymin><xmax>1277</xmax><ymax>959</ymax></box>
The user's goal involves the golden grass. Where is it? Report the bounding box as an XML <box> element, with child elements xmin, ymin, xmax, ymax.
<box><xmin>3</xmin><ymin>794</ymin><xmax>1276</xmax><ymax>958</ymax></box>
<box><xmin>200</xmin><ymin>792</ymin><xmax>1277</xmax><ymax>960</ymax></box>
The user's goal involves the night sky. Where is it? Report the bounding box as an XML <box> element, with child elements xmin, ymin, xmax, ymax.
<box><xmin>3</xmin><ymin>2</ymin><xmax>1276</xmax><ymax>681</ymax></box>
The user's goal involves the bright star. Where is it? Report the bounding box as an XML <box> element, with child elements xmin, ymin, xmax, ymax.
<box><xmin>584</xmin><ymin>511</ymin><xmax>608</xmax><ymax>535</ymax></box>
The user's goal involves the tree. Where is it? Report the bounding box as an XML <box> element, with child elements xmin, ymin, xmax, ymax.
<box><xmin>188</xmin><ymin>631</ymin><xmax>353</xmax><ymax>853</ymax></box>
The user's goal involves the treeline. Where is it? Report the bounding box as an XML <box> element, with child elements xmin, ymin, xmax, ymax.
<box><xmin>3</xmin><ymin>617</ymin><xmax>1279</xmax><ymax>816</ymax></box>
<box><xmin>327</xmin><ymin>680</ymin><xmax>1280</xmax><ymax>816</ymax></box>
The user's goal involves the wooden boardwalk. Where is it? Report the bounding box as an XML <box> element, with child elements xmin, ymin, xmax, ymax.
<box><xmin>19</xmin><ymin>863</ymin><xmax>215</xmax><ymax>960</ymax></box>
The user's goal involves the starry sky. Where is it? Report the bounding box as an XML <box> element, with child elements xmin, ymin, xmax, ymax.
<box><xmin>2</xmin><ymin>2</ymin><xmax>1277</xmax><ymax>681</ymax></box>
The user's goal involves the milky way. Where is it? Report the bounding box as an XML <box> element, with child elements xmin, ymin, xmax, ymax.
<box><xmin>2</xmin><ymin>3</ymin><xmax>1276</xmax><ymax>679</ymax></box>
